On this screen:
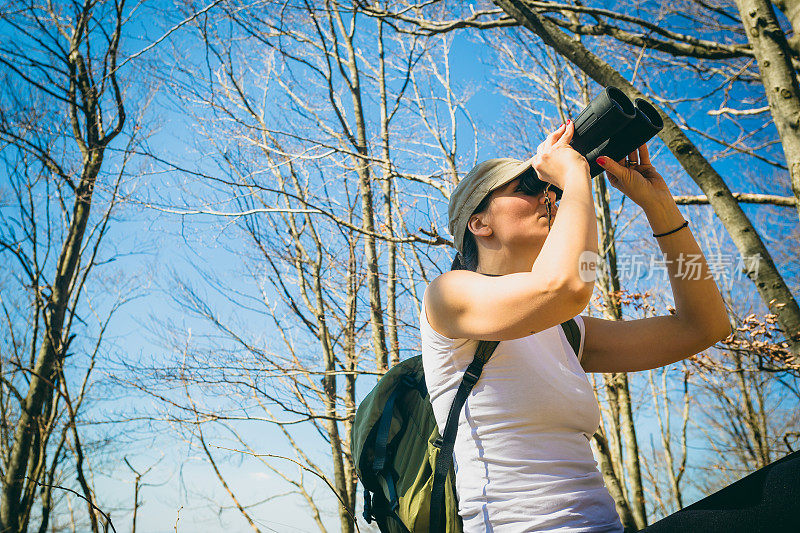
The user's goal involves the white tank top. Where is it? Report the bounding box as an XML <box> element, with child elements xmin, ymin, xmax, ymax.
<box><xmin>420</xmin><ymin>287</ymin><xmax>623</xmax><ymax>532</ymax></box>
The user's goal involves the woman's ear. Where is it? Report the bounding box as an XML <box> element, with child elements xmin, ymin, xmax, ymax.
<box><xmin>467</xmin><ymin>213</ymin><xmax>492</xmax><ymax>238</ymax></box>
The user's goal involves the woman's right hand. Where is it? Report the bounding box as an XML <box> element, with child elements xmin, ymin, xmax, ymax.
<box><xmin>528</xmin><ymin>120</ymin><xmax>589</xmax><ymax>189</ymax></box>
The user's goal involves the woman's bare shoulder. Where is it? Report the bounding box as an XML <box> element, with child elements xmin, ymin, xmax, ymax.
<box><xmin>424</xmin><ymin>271</ymin><xmax>474</xmax><ymax>339</ymax></box>
<box><xmin>425</xmin><ymin>270</ymin><xmax>479</xmax><ymax>305</ymax></box>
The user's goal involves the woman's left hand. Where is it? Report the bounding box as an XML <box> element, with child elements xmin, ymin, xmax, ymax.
<box><xmin>596</xmin><ymin>143</ymin><xmax>673</xmax><ymax>209</ymax></box>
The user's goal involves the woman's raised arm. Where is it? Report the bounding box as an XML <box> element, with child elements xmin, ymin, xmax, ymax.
<box><xmin>579</xmin><ymin>144</ymin><xmax>731</xmax><ymax>373</ymax></box>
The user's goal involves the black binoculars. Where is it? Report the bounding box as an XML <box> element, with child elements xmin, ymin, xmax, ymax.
<box><xmin>519</xmin><ymin>86</ymin><xmax>663</xmax><ymax>197</ymax></box>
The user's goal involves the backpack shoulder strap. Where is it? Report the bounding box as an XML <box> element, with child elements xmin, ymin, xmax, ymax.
<box><xmin>560</xmin><ymin>318</ymin><xmax>581</xmax><ymax>359</ymax></box>
<box><xmin>429</xmin><ymin>339</ymin><xmax>499</xmax><ymax>533</ymax></box>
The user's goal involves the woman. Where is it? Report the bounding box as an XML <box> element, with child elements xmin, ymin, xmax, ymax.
<box><xmin>420</xmin><ymin>119</ymin><xmax>731</xmax><ymax>531</ymax></box>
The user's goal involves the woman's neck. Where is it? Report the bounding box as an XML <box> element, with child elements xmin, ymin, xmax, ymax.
<box><xmin>476</xmin><ymin>251</ymin><xmax>538</xmax><ymax>276</ymax></box>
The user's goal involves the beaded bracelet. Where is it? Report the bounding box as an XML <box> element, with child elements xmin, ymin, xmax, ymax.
<box><xmin>653</xmin><ymin>220</ymin><xmax>689</xmax><ymax>238</ymax></box>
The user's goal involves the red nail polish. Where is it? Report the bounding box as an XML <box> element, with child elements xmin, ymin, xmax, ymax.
<box><xmin>596</xmin><ymin>157</ymin><xmax>605</xmax><ymax>165</ymax></box>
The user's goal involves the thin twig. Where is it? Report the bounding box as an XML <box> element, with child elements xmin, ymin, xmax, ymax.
<box><xmin>25</xmin><ymin>478</ymin><xmax>117</xmax><ymax>533</ymax></box>
<box><xmin>212</xmin><ymin>446</ymin><xmax>361</xmax><ymax>530</ymax></box>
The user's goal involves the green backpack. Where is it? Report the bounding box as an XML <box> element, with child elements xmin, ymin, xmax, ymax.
<box><xmin>350</xmin><ymin>319</ymin><xmax>582</xmax><ymax>532</ymax></box>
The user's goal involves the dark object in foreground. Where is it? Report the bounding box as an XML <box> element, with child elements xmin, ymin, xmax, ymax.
<box><xmin>642</xmin><ymin>450</ymin><xmax>800</xmax><ymax>533</ymax></box>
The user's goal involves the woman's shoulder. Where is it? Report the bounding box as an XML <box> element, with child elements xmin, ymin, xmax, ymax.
<box><xmin>421</xmin><ymin>277</ymin><xmax>457</xmax><ymax>343</ymax></box>
<box><xmin>426</xmin><ymin>269</ymin><xmax>477</xmax><ymax>295</ymax></box>
<box><xmin>423</xmin><ymin>270</ymin><xmax>482</xmax><ymax>314</ymax></box>
<box><xmin>420</xmin><ymin>283</ymin><xmax>476</xmax><ymax>382</ymax></box>
<box><xmin>422</xmin><ymin>271</ymin><xmax>472</xmax><ymax>340</ymax></box>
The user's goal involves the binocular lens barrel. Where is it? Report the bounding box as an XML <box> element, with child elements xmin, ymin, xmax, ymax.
<box><xmin>569</xmin><ymin>87</ymin><xmax>663</xmax><ymax>177</ymax></box>
<box><xmin>570</xmin><ymin>86</ymin><xmax>636</xmax><ymax>156</ymax></box>
<box><xmin>520</xmin><ymin>87</ymin><xmax>662</xmax><ymax>197</ymax></box>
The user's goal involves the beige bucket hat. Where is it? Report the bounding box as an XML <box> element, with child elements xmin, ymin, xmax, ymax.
<box><xmin>448</xmin><ymin>158</ymin><xmax>532</xmax><ymax>254</ymax></box>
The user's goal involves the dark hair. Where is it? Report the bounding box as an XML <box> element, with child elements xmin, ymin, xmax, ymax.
<box><xmin>450</xmin><ymin>192</ymin><xmax>494</xmax><ymax>271</ymax></box>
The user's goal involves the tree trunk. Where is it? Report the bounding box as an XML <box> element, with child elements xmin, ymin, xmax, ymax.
<box><xmin>649</xmin><ymin>367</ymin><xmax>688</xmax><ymax>511</ymax></box>
<box><xmin>772</xmin><ymin>0</ymin><xmax>800</xmax><ymax>56</ymax></box>
<box><xmin>343</xmin><ymin>238</ymin><xmax>359</xmax><ymax>526</ymax></box>
<box><xmin>592</xmin><ymin>431</ymin><xmax>638</xmax><ymax>532</ymax></box>
<box><xmin>735</xmin><ymin>0</ymin><xmax>800</xmax><ymax>221</ymax></box>
<box><xmin>332</xmin><ymin>5</ymin><xmax>389</xmax><ymax>372</ymax></box>
<box><xmin>378</xmin><ymin>19</ymin><xmax>401</xmax><ymax>368</ymax></box>
<box><xmin>617</xmin><ymin>374</ymin><xmax>647</xmax><ymax>529</ymax></box>
<box><xmin>1</xmin><ymin>167</ymin><xmax>99</xmax><ymax>530</ymax></box>
<box><xmin>593</xmin><ymin>166</ymin><xmax>646</xmax><ymax>527</ymax></box>
<box><xmin>1</xmin><ymin>2</ymin><xmax>125</xmax><ymax>525</ymax></box>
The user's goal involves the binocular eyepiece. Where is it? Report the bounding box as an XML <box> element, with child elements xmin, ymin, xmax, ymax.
<box><xmin>519</xmin><ymin>86</ymin><xmax>663</xmax><ymax>196</ymax></box>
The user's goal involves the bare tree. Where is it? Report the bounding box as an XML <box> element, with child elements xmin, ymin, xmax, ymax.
<box><xmin>0</xmin><ymin>0</ymin><xmax>140</xmax><ymax>530</ymax></box>
<box><xmin>123</xmin><ymin>1</ymin><xmax>478</xmax><ymax>529</ymax></box>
